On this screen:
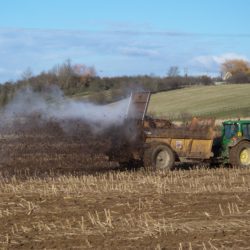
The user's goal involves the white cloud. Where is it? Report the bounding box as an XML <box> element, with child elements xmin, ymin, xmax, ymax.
<box><xmin>213</xmin><ymin>53</ymin><xmax>248</xmax><ymax>64</ymax></box>
<box><xmin>119</xmin><ymin>47</ymin><xmax>160</xmax><ymax>58</ymax></box>
<box><xmin>0</xmin><ymin>28</ymin><xmax>250</xmax><ymax>81</ymax></box>
<box><xmin>192</xmin><ymin>53</ymin><xmax>248</xmax><ymax>66</ymax></box>
<box><xmin>190</xmin><ymin>53</ymin><xmax>249</xmax><ymax>73</ymax></box>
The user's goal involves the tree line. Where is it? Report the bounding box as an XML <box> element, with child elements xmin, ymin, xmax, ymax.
<box><xmin>0</xmin><ymin>58</ymin><xmax>249</xmax><ymax>107</ymax></box>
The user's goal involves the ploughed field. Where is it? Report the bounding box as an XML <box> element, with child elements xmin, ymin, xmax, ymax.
<box><xmin>0</xmin><ymin>115</ymin><xmax>125</xmax><ymax>174</ymax></box>
<box><xmin>1</xmin><ymin>118</ymin><xmax>250</xmax><ymax>249</ymax></box>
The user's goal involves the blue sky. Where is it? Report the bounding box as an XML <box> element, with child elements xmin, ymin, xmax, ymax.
<box><xmin>0</xmin><ymin>0</ymin><xmax>250</xmax><ymax>82</ymax></box>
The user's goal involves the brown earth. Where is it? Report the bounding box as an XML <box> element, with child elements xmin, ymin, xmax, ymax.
<box><xmin>0</xmin><ymin>117</ymin><xmax>250</xmax><ymax>249</ymax></box>
<box><xmin>0</xmin><ymin>116</ymin><xmax>128</xmax><ymax>173</ymax></box>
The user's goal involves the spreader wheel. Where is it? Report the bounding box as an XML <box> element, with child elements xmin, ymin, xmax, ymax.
<box><xmin>143</xmin><ymin>144</ymin><xmax>175</xmax><ymax>170</ymax></box>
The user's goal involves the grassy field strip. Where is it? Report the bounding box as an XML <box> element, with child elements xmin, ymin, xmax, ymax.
<box><xmin>148</xmin><ymin>84</ymin><xmax>250</xmax><ymax>119</ymax></box>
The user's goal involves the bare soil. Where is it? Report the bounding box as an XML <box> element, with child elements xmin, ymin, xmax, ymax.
<box><xmin>0</xmin><ymin>117</ymin><xmax>250</xmax><ymax>249</ymax></box>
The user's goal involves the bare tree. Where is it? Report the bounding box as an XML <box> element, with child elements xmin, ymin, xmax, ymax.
<box><xmin>54</xmin><ymin>59</ymin><xmax>75</xmax><ymax>89</ymax></box>
<box><xmin>167</xmin><ymin>66</ymin><xmax>180</xmax><ymax>77</ymax></box>
<box><xmin>72</xmin><ymin>64</ymin><xmax>96</xmax><ymax>77</ymax></box>
<box><xmin>21</xmin><ymin>68</ymin><xmax>33</xmax><ymax>81</ymax></box>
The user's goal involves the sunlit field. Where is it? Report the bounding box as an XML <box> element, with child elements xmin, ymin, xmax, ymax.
<box><xmin>1</xmin><ymin>166</ymin><xmax>250</xmax><ymax>249</ymax></box>
<box><xmin>148</xmin><ymin>84</ymin><xmax>250</xmax><ymax>119</ymax></box>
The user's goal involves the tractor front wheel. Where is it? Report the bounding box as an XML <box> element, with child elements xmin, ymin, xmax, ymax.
<box><xmin>229</xmin><ymin>141</ymin><xmax>250</xmax><ymax>167</ymax></box>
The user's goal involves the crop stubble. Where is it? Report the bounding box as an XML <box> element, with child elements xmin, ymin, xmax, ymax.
<box><xmin>0</xmin><ymin>118</ymin><xmax>250</xmax><ymax>249</ymax></box>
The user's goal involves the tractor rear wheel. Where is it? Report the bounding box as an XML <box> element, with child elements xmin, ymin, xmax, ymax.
<box><xmin>143</xmin><ymin>144</ymin><xmax>175</xmax><ymax>170</ymax></box>
<box><xmin>229</xmin><ymin>141</ymin><xmax>250</xmax><ymax>167</ymax></box>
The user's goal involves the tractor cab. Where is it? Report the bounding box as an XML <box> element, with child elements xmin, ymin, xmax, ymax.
<box><xmin>222</xmin><ymin>120</ymin><xmax>250</xmax><ymax>142</ymax></box>
<box><xmin>221</xmin><ymin>120</ymin><xmax>250</xmax><ymax>163</ymax></box>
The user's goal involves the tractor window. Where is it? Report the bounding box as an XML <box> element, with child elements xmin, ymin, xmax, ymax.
<box><xmin>242</xmin><ymin>124</ymin><xmax>250</xmax><ymax>137</ymax></box>
<box><xmin>224</xmin><ymin>124</ymin><xmax>238</xmax><ymax>139</ymax></box>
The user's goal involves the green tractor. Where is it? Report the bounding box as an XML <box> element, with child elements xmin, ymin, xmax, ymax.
<box><xmin>219</xmin><ymin>120</ymin><xmax>250</xmax><ymax>167</ymax></box>
<box><xmin>141</xmin><ymin>118</ymin><xmax>250</xmax><ymax>169</ymax></box>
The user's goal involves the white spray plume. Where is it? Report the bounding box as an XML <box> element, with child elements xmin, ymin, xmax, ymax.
<box><xmin>1</xmin><ymin>86</ymin><xmax>130</xmax><ymax>132</ymax></box>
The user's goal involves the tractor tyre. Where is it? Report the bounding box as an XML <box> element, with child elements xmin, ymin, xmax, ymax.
<box><xmin>229</xmin><ymin>141</ymin><xmax>250</xmax><ymax>167</ymax></box>
<box><xmin>143</xmin><ymin>144</ymin><xmax>175</xmax><ymax>170</ymax></box>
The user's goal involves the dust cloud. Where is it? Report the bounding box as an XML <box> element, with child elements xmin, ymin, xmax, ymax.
<box><xmin>0</xmin><ymin>86</ymin><xmax>130</xmax><ymax>133</ymax></box>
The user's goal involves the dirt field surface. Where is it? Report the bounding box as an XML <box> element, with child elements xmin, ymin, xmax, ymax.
<box><xmin>1</xmin><ymin>119</ymin><xmax>250</xmax><ymax>249</ymax></box>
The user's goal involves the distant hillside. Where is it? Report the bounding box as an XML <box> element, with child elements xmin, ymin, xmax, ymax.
<box><xmin>148</xmin><ymin>84</ymin><xmax>250</xmax><ymax>119</ymax></box>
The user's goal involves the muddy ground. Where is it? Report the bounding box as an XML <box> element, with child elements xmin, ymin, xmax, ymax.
<box><xmin>0</xmin><ymin>116</ymin><xmax>128</xmax><ymax>173</ymax></box>
<box><xmin>0</xmin><ymin>118</ymin><xmax>250</xmax><ymax>249</ymax></box>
